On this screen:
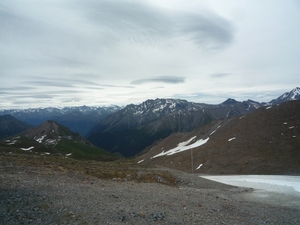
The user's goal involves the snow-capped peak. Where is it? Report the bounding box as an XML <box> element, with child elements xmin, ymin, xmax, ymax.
<box><xmin>269</xmin><ymin>87</ymin><xmax>300</xmax><ymax>105</ymax></box>
<box><xmin>290</xmin><ymin>87</ymin><xmax>300</xmax><ymax>100</ymax></box>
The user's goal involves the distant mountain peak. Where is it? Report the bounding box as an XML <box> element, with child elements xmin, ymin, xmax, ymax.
<box><xmin>222</xmin><ymin>98</ymin><xmax>239</xmax><ymax>105</ymax></box>
<box><xmin>25</xmin><ymin>120</ymin><xmax>68</xmax><ymax>140</ymax></box>
<box><xmin>23</xmin><ymin>120</ymin><xmax>90</xmax><ymax>146</ymax></box>
<box><xmin>291</xmin><ymin>87</ymin><xmax>300</xmax><ymax>99</ymax></box>
<box><xmin>269</xmin><ymin>87</ymin><xmax>300</xmax><ymax>105</ymax></box>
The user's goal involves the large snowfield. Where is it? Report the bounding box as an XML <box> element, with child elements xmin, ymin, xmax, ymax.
<box><xmin>200</xmin><ymin>175</ymin><xmax>300</xmax><ymax>208</ymax></box>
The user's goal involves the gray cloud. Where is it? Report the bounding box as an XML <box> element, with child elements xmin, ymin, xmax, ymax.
<box><xmin>210</xmin><ymin>73</ymin><xmax>231</xmax><ymax>78</ymax></box>
<box><xmin>0</xmin><ymin>86</ymin><xmax>36</xmax><ymax>91</ymax></box>
<box><xmin>151</xmin><ymin>86</ymin><xmax>165</xmax><ymax>89</ymax></box>
<box><xmin>131</xmin><ymin>76</ymin><xmax>185</xmax><ymax>85</ymax></box>
<box><xmin>61</xmin><ymin>98</ymin><xmax>82</xmax><ymax>103</ymax></box>
<box><xmin>72</xmin><ymin>1</ymin><xmax>172</xmax><ymax>41</ymax></box>
<box><xmin>179</xmin><ymin>14</ymin><xmax>234</xmax><ymax>49</ymax></box>
<box><xmin>22</xmin><ymin>76</ymin><xmax>134</xmax><ymax>89</ymax></box>
<box><xmin>70</xmin><ymin>0</ymin><xmax>234</xmax><ymax>49</ymax></box>
<box><xmin>23</xmin><ymin>81</ymin><xmax>74</xmax><ymax>88</ymax></box>
<box><xmin>99</xmin><ymin>84</ymin><xmax>134</xmax><ymax>88</ymax></box>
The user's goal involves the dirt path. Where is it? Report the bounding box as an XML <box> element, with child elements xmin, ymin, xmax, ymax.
<box><xmin>1</xmin><ymin>162</ymin><xmax>300</xmax><ymax>224</ymax></box>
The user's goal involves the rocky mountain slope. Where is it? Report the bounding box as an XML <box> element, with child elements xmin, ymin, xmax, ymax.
<box><xmin>0</xmin><ymin>105</ymin><xmax>122</xmax><ymax>135</ymax></box>
<box><xmin>87</xmin><ymin>87</ymin><xmax>300</xmax><ymax>157</ymax></box>
<box><xmin>87</xmin><ymin>99</ymin><xmax>215</xmax><ymax>157</ymax></box>
<box><xmin>136</xmin><ymin>100</ymin><xmax>300</xmax><ymax>174</ymax></box>
<box><xmin>0</xmin><ymin>115</ymin><xmax>33</xmax><ymax>139</ymax></box>
<box><xmin>1</xmin><ymin>120</ymin><xmax>118</xmax><ymax>161</ymax></box>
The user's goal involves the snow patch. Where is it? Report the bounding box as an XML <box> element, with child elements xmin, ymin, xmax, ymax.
<box><xmin>210</xmin><ymin>130</ymin><xmax>216</xmax><ymax>136</ymax></box>
<box><xmin>35</xmin><ymin>135</ymin><xmax>47</xmax><ymax>143</ymax></box>
<box><xmin>196</xmin><ymin>164</ymin><xmax>203</xmax><ymax>170</ymax></box>
<box><xmin>210</xmin><ymin>125</ymin><xmax>221</xmax><ymax>136</ymax></box>
<box><xmin>152</xmin><ymin>136</ymin><xmax>209</xmax><ymax>158</ymax></box>
<box><xmin>66</xmin><ymin>153</ymin><xmax>72</xmax><ymax>156</ymax></box>
<box><xmin>266</xmin><ymin>106</ymin><xmax>272</xmax><ymax>109</ymax></box>
<box><xmin>289</xmin><ymin>126</ymin><xmax>294</xmax><ymax>129</ymax></box>
<box><xmin>6</xmin><ymin>140</ymin><xmax>17</xmax><ymax>145</ymax></box>
<box><xmin>45</xmin><ymin>139</ymin><xmax>57</xmax><ymax>145</ymax></box>
<box><xmin>228</xmin><ymin>137</ymin><xmax>236</xmax><ymax>142</ymax></box>
<box><xmin>21</xmin><ymin>146</ymin><xmax>34</xmax><ymax>151</ymax></box>
<box><xmin>137</xmin><ymin>159</ymin><xmax>144</xmax><ymax>164</ymax></box>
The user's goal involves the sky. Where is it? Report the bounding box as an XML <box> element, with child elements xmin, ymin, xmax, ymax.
<box><xmin>1</xmin><ymin>0</ymin><xmax>300</xmax><ymax>109</ymax></box>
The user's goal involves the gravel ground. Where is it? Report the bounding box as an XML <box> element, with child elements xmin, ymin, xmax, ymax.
<box><xmin>1</xmin><ymin>163</ymin><xmax>300</xmax><ymax>224</ymax></box>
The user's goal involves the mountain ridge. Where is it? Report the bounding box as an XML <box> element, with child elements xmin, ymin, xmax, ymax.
<box><xmin>0</xmin><ymin>115</ymin><xmax>33</xmax><ymax>139</ymax></box>
<box><xmin>0</xmin><ymin>105</ymin><xmax>122</xmax><ymax>135</ymax></box>
<box><xmin>87</xmin><ymin>87</ymin><xmax>300</xmax><ymax>157</ymax></box>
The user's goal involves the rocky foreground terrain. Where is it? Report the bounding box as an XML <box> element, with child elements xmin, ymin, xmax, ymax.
<box><xmin>0</xmin><ymin>154</ymin><xmax>299</xmax><ymax>225</ymax></box>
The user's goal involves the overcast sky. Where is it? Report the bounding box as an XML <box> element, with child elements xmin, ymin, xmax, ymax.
<box><xmin>1</xmin><ymin>0</ymin><xmax>299</xmax><ymax>109</ymax></box>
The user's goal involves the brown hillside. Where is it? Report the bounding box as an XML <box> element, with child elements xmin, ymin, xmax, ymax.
<box><xmin>137</xmin><ymin>100</ymin><xmax>300</xmax><ymax>174</ymax></box>
<box><xmin>24</xmin><ymin>121</ymin><xmax>61</xmax><ymax>139</ymax></box>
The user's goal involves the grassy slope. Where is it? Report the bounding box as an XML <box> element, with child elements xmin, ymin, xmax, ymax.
<box><xmin>0</xmin><ymin>136</ymin><xmax>119</xmax><ymax>161</ymax></box>
<box><xmin>0</xmin><ymin>153</ymin><xmax>178</xmax><ymax>186</ymax></box>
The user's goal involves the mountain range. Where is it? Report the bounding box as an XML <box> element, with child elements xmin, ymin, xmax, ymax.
<box><xmin>87</xmin><ymin>87</ymin><xmax>300</xmax><ymax>157</ymax></box>
<box><xmin>0</xmin><ymin>105</ymin><xmax>122</xmax><ymax>135</ymax></box>
<box><xmin>1</xmin><ymin>87</ymin><xmax>299</xmax><ymax>160</ymax></box>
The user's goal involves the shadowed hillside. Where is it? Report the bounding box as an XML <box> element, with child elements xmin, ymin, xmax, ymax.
<box><xmin>0</xmin><ymin>115</ymin><xmax>32</xmax><ymax>139</ymax></box>
<box><xmin>137</xmin><ymin>100</ymin><xmax>300</xmax><ymax>174</ymax></box>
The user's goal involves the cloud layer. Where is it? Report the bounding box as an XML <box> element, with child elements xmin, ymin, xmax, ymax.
<box><xmin>0</xmin><ymin>0</ymin><xmax>299</xmax><ymax>109</ymax></box>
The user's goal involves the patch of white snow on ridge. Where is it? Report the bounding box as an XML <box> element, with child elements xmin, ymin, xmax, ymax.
<box><xmin>210</xmin><ymin>130</ymin><xmax>217</xmax><ymax>136</ymax></box>
<box><xmin>66</xmin><ymin>153</ymin><xmax>72</xmax><ymax>157</ymax></box>
<box><xmin>21</xmin><ymin>146</ymin><xmax>34</xmax><ymax>151</ymax></box>
<box><xmin>291</xmin><ymin>87</ymin><xmax>300</xmax><ymax>99</ymax></box>
<box><xmin>210</xmin><ymin>125</ymin><xmax>221</xmax><ymax>136</ymax></box>
<box><xmin>284</xmin><ymin>122</ymin><xmax>287</xmax><ymax>124</ymax></box>
<box><xmin>137</xmin><ymin>159</ymin><xmax>144</xmax><ymax>164</ymax></box>
<box><xmin>289</xmin><ymin>126</ymin><xmax>294</xmax><ymax>129</ymax></box>
<box><xmin>228</xmin><ymin>137</ymin><xmax>236</xmax><ymax>142</ymax></box>
<box><xmin>152</xmin><ymin>136</ymin><xmax>209</xmax><ymax>158</ymax></box>
<box><xmin>196</xmin><ymin>164</ymin><xmax>203</xmax><ymax>170</ymax></box>
<box><xmin>169</xmin><ymin>102</ymin><xmax>176</xmax><ymax>109</ymax></box>
<box><xmin>7</xmin><ymin>140</ymin><xmax>17</xmax><ymax>145</ymax></box>
<box><xmin>35</xmin><ymin>135</ymin><xmax>47</xmax><ymax>143</ymax></box>
<box><xmin>266</xmin><ymin>106</ymin><xmax>272</xmax><ymax>109</ymax></box>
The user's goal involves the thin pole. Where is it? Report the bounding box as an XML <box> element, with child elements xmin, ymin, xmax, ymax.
<box><xmin>191</xmin><ymin>148</ymin><xmax>193</xmax><ymax>173</ymax></box>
